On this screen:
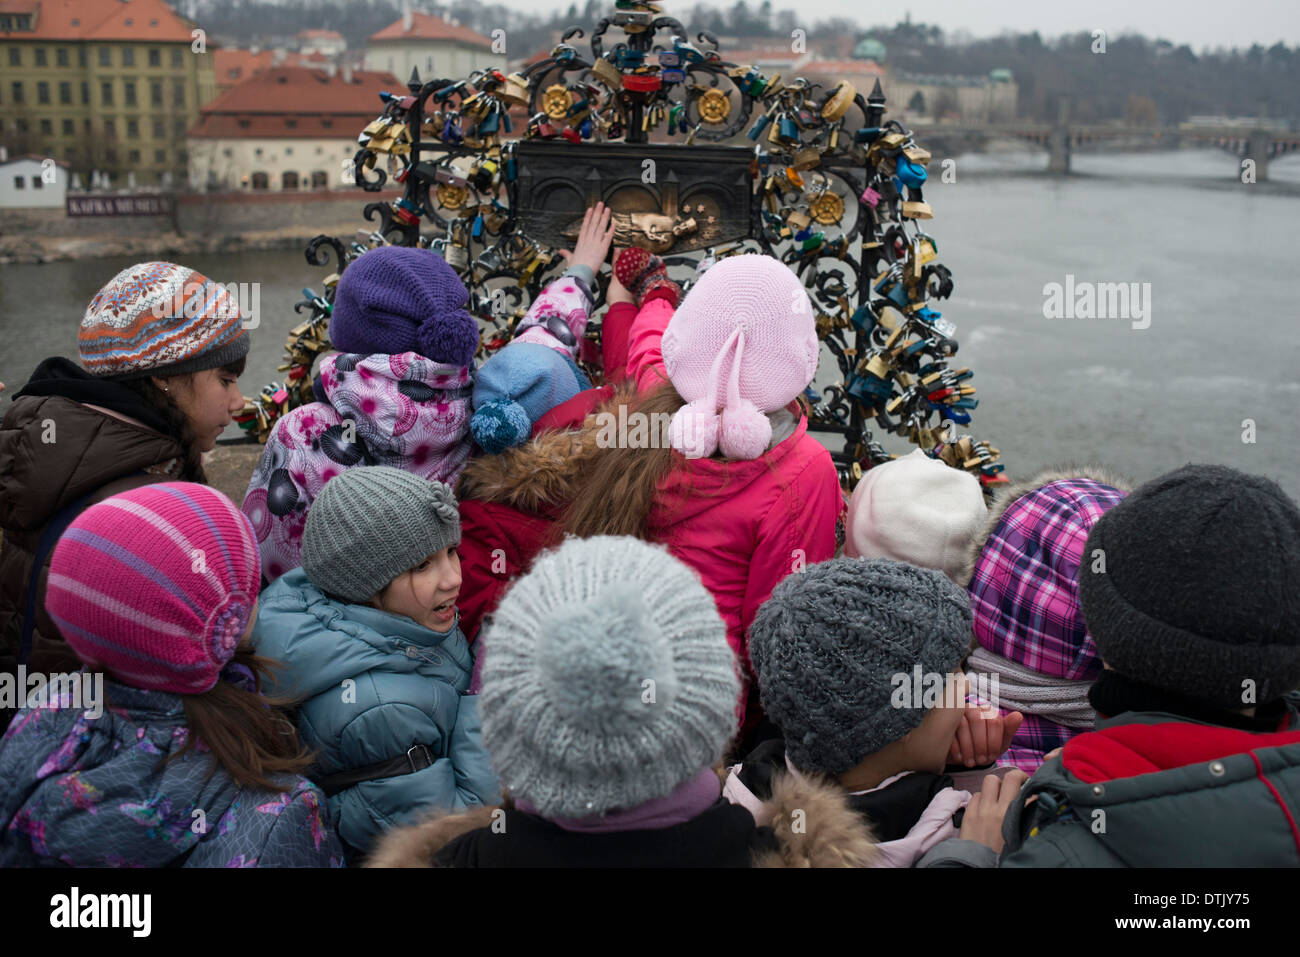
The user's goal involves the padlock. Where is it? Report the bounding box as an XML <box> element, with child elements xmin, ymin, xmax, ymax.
<box><xmin>902</xmin><ymin>200</ymin><xmax>934</xmax><ymax>220</ymax></box>
<box><xmin>592</xmin><ymin>56</ymin><xmax>624</xmax><ymax>89</ymax></box>
<box><xmin>860</xmin><ymin>186</ymin><xmax>882</xmax><ymax>208</ymax></box>
<box><xmin>502</xmin><ymin>73</ymin><xmax>531</xmax><ymax>106</ymax></box>
<box><xmin>791</xmin><ymin>146</ymin><xmax>821</xmax><ymax>171</ymax></box>
<box><xmin>787</xmin><ymin>209</ymin><xmax>812</xmax><ymax>231</ymax></box>
<box><xmin>821</xmin><ymin>81</ymin><xmax>856</xmax><ymax>122</ymax></box>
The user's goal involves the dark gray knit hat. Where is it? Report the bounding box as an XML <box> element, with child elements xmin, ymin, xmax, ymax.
<box><xmin>749</xmin><ymin>557</ymin><xmax>973</xmax><ymax>775</ymax></box>
<box><xmin>300</xmin><ymin>466</ymin><xmax>461</xmax><ymax>603</ymax></box>
<box><xmin>480</xmin><ymin>535</ymin><xmax>740</xmax><ymax>818</ymax></box>
<box><xmin>1079</xmin><ymin>463</ymin><xmax>1300</xmax><ymax>709</ymax></box>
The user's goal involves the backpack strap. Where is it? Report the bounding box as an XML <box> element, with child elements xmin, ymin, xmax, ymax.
<box><xmin>311</xmin><ymin>744</ymin><xmax>439</xmax><ymax>798</ymax></box>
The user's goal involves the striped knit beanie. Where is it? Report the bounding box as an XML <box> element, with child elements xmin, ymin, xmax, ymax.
<box><xmin>45</xmin><ymin>483</ymin><xmax>262</xmax><ymax>695</ymax></box>
<box><xmin>80</xmin><ymin>261</ymin><xmax>250</xmax><ymax>379</ymax></box>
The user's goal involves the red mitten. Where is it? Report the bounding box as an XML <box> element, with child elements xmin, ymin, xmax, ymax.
<box><xmin>614</xmin><ymin>247</ymin><xmax>682</xmax><ymax>308</ymax></box>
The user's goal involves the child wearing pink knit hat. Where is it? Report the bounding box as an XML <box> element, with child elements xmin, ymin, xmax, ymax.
<box><xmin>0</xmin><ymin>483</ymin><xmax>343</xmax><ymax>868</ymax></box>
<box><xmin>557</xmin><ymin>245</ymin><xmax>845</xmax><ymax>745</ymax></box>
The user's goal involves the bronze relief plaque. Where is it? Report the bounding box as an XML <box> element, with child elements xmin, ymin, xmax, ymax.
<box><xmin>513</xmin><ymin>140</ymin><xmax>755</xmax><ymax>255</ymax></box>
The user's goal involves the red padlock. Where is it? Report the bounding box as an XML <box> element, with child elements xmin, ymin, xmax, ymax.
<box><xmin>560</xmin><ymin>126</ymin><xmax>582</xmax><ymax>144</ymax></box>
<box><xmin>623</xmin><ymin>73</ymin><xmax>662</xmax><ymax>93</ymax></box>
<box><xmin>397</xmin><ymin>95</ymin><xmax>416</xmax><ymax>109</ymax></box>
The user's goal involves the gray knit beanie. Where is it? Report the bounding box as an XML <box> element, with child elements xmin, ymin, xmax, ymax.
<box><xmin>480</xmin><ymin>535</ymin><xmax>740</xmax><ymax>818</ymax></box>
<box><xmin>300</xmin><ymin>466</ymin><xmax>461</xmax><ymax>603</ymax></box>
<box><xmin>1079</xmin><ymin>463</ymin><xmax>1300</xmax><ymax>708</ymax></box>
<box><xmin>750</xmin><ymin>557</ymin><xmax>973</xmax><ymax>775</ymax></box>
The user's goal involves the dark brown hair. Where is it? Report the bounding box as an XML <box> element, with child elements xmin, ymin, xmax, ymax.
<box><xmin>164</xmin><ymin>642</ymin><xmax>315</xmax><ymax>793</ymax></box>
<box><xmin>116</xmin><ymin>356</ymin><xmax>247</xmax><ymax>483</ymax></box>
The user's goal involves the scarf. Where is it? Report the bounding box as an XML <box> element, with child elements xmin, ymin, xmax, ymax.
<box><xmin>965</xmin><ymin>644</ymin><xmax>1096</xmax><ymax>728</ymax></box>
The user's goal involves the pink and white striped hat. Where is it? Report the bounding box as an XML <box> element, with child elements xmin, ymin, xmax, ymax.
<box><xmin>45</xmin><ymin>483</ymin><xmax>262</xmax><ymax>695</ymax></box>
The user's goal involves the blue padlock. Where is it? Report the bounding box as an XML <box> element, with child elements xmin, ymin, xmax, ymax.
<box><xmin>580</xmin><ymin>117</ymin><xmax>592</xmax><ymax>138</ymax></box>
<box><xmin>442</xmin><ymin>118</ymin><xmax>462</xmax><ymax>144</ymax></box>
<box><xmin>471</xmin><ymin>212</ymin><xmax>484</xmax><ymax>240</ymax></box>
<box><xmin>747</xmin><ymin>113</ymin><xmax>772</xmax><ymax>141</ymax></box>
<box><xmin>849</xmin><ymin>304</ymin><xmax>875</xmax><ymax>333</ymax></box>
<box><xmin>777</xmin><ymin>114</ymin><xmax>799</xmax><ymax>143</ymax></box>
<box><xmin>896</xmin><ymin>157</ymin><xmax>927</xmax><ymax>188</ymax></box>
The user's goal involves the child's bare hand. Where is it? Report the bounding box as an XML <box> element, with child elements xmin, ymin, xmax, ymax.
<box><xmin>948</xmin><ymin>703</ymin><xmax>1024</xmax><ymax>767</ymax></box>
<box><xmin>558</xmin><ymin>202</ymin><xmax>615</xmax><ymax>275</ymax></box>
<box><xmin>959</xmin><ymin>769</ymin><xmax>1028</xmax><ymax>854</ymax></box>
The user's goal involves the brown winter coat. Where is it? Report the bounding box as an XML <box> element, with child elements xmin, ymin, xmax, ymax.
<box><xmin>365</xmin><ymin>770</ymin><xmax>879</xmax><ymax>868</ymax></box>
<box><xmin>0</xmin><ymin>392</ymin><xmax>184</xmax><ymax>704</ymax></box>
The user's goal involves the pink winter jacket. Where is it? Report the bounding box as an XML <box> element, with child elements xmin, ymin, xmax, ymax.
<box><xmin>617</xmin><ymin>298</ymin><xmax>845</xmax><ymax>732</ymax></box>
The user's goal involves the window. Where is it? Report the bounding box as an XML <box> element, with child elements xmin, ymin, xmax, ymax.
<box><xmin>173</xmin><ymin>118</ymin><xmax>186</xmax><ymax>136</ymax></box>
<box><xmin>34</xmin><ymin>47</ymin><xmax>46</xmax><ymax>66</ymax></box>
<box><xmin>285</xmin><ymin>118</ymin><xmax>297</xmax><ymax>128</ymax></box>
<box><xmin>84</xmin><ymin>119</ymin><xmax>91</xmax><ymax>133</ymax></box>
<box><xmin>127</xmin><ymin>118</ymin><xmax>139</xmax><ymax>138</ymax></box>
<box><xmin>122</xmin><ymin>47</ymin><xmax>134</xmax><ymax>66</ymax></box>
<box><xmin>13</xmin><ymin>176</ymin><xmax>24</xmax><ymax>190</ymax></box>
<box><xmin>81</xmin><ymin>81</ymin><xmax>88</xmax><ymax>105</ymax></box>
<box><xmin>254</xmin><ymin>147</ymin><xmax>263</xmax><ymax>157</ymax></box>
<box><xmin>57</xmin><ymin>47</ymin><xmax>68</xmax><ymax>67</ymax></box>
<box><xmin>148</xmin><ymin>48</ymin><xmax>160</xmax><ymax>67</ymax></box>
<box><xmin>62</xmin><ymin>118</ymin><xmax>74</xmax><ymax>135</ymax></box>
<box><xmin>101</xmin><ymin>81</ymin><xmax>113</xmax><ymax>105</ymax></box>
<box><xmin>40</xmin><ymin>118</ymin><xmax>52</xmax><ymax>134</ymax></box>
<box><xmin>8</xmin><ymin>47</ymin><xmax>19</xmax><ymax>67</ymax></box>
<box><xmin>171</xmin><ymin>48</ymin><xmax>183</xmax><ymax>68</ymax></box>
<box><xmin>106</xmin><ymin>148</ymin><xmax>117</xmax><ymax>162</ymax></box>
<box><xmin>11</xmin><ymin>82</ymin><xmax>21</xmax><ymax>104</ymax></box>
<box><xmin>311</xmin><ymin>170</ymin><xmax>328</xmax><ymax>189</ymax></box>
<box><xmin>151</xmin><ymin>81</ymin><xmax>162</xmax><ymax>107</ymax></box>
<box><xmin>152</xmin><ymin>118</ymin><xmax>165</xmax><ymax>138</ymax></box>
<box><xmin>37</xmin><ymin>81</ymin><xmax>49</xmax><ymax>104</ymax></box>
<box><xmin>104</xmin><ymin>118</ymin><xmax>116</xmax><ymax>137</ymax></box>
<box><xmin>238</xmin><ymin>119</ymin><xmax>251</xmax><ymax>129</ymax></box>
<box><xmin>321</xmin><ymin>118</ymin><xmax>333</xmax><ymax>128</ymax></box>
<box><xmin>16</xmin><ymin>118</ymin><xmax>28</xmax><ymax>132</ymax></box>
<box><xmin>59</xmin><ymin>81</ymin><xmax>71</xmax><ymax>104</ymax></box>
<box><xmin>222</xmin><ymin>148</ymin><xmax>232</xmax><ymax>158</ymax></box>
<box><xmin>66</xmin><ymin>147</ymin><xmax>76</xmax><ymax>160</ymax></box>
<box><xmin>154</xmin><ymin>149</ymin><xmax>165</xmax><ymax>163</ymax></box>
<box><xmin>78</xmin><ymin>47</ymin><xmax>86</xmax><ymax>68</ymax></box>
<box><xmin>33</xmin><ymin>175</ymin><xmax>44</xmax><ymax>189</ymax></box>
<box><xmin>172</xmin><ymin>80</ymin><xmax>185</xmax><ymax>107</ymax></box>
<box><xmin>314</xmin><ymin>146</ymin><xmax>322</xmax><ymax>154</ymax></box>
<box><xmin>128</xmin><ymin>149</ymin><xmax>141</xmax><ymax>162</ymax></box>
<box><xmin>251</xmin><ymin>171</ymin><xmax>269</xmax><ymax>189</ymax></box>
<box><xmin>99</xmin><ymin>47</ymin><xmax>110</xmax><ymax>66</ymax></box>
<box><xmin>124</xmin><ymin>81</ymin><xmax>136</xmax><ymax>106</ymax></box>
<box><xmin>281</xmin><ymin>170</ymin><xmax>299</xmax><ymax>189</ymax></box>
<box><xmin>177</xmin><ymin>149</ymin><xmax>187</xmax><ymax>163</ymax></box>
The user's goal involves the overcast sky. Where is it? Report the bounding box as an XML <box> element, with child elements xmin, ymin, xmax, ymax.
<box><xmin>523</xmin><ymin>0</ymin><xmax>1300</xmax><ymax>51</ymax></box>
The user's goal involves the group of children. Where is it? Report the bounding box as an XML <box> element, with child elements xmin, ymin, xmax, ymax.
<box><xmin>1</xmin><ymin>202</ymin><xmax>1298</xmax><ymax>868</ymax></box>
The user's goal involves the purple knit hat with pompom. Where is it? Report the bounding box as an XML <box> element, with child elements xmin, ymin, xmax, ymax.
<box><xmin>329</xmin><ymin>246</ymin><xmax>479</xmax><ymax>367</ymax></box>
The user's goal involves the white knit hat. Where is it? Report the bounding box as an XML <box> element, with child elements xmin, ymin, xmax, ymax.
<box><xmin>845</xmin><ymin>449</ymin><xmax>988</xmax><ymax>582</ymax></box>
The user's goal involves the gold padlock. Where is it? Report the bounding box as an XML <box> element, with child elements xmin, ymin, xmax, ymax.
<box><xmin>863</xmin><ymin>354</ymin><xmax>890</xmax><ymax>379</ymax></box>
<box><xmin>903</xmin><ymin>146</ymin><xmax>932</xmax><ymax>165</ymax></box>
<box><xmin>916</xmin><ymin>238</ymin><xmax>937</xmax><ymax>264</ymax></box>
<box><xmin>590</xmin><ymin>57</ymin><xmax>623</xmax><ymax>89</ymax></box>
<box><xmin>502</xmin><ymin>73</ymin><xmax>531</xmax><ymax>106</ymax></box>
<box><xmin>876</xmin><ymin>305</ymin><xmax>904</xmax><ymax>331</ymax></box>
<box><xmin>821</xmin><ymin>81</ymin><xmax>856</xmax><ymax>122</ymax></box>
<box><xmin>902</xmin><ymin>200</ymin><xmax>933</xmax><ymax>220</ymax></box>
<box><xmin>791</xmin><ymin>146</ymin><xmax>821</xmax><ymax>171</ymax></box>
<box><xmin>787</xmin><ymin>209</ymin><xmax>812</xmax><ymax>230</ymax></box>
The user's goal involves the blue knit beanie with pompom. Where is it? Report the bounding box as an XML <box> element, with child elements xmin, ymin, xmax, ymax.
<box><xmin>470</xmin><ymin>341</ymin><xmax>591</xmax><ymax>453</ymax></box>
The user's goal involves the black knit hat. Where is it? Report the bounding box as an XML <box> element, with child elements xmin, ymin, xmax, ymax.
<box><xmin>1078</xmin><ymin>464</ymin><xmax>1300</xmax><ymax>709</ymax></box>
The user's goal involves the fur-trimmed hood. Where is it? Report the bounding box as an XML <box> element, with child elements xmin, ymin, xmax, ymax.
<box><xmin>365</xmin><ymin>771</ymin><xmax>877</xmax><ymax>868</ymax></box>
<box><xmin>454</xmin><ymin>381</ymin><xmax>639</xmax><ymax>513</ymax></box>
<box><xmin>956</xmin><ymin>464</ymin><xmax>1132</xmax><ymax>588</ymax></box>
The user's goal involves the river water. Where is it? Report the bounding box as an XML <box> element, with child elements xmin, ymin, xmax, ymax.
<box><xmin>2</xmin><ymin>148</ymin><xmax>1298</xmax><ymax>500</ymax></box>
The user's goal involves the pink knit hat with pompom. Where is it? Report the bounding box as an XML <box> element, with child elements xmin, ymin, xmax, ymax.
<box><xmin>662</xmin><ymin>254</ymin><xmax>820</xmax><ymax>459</ymax></box>
<box><xmin>45</xmin><ymin>482</ymin><xmax>262</xmax><ymax>695</ymax></box>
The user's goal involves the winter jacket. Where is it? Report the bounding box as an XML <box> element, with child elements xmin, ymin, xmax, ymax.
<box><xmin>365</xmin><ymin>768</ymin><xmax>878</xmax><ymax>868</ymax></box>
<box><xmin>242</xmin><ymin>351</ymin><xmax>473</xmax><ymax>583</ymax></box>
<box><xmin>919</xmin><ymin>700</ymin><xmax>1300</xmax><ymax>867</ymax></box>
<box><xmin>1</xmin><ymin>358</ymin><xmax>185</xmax><ymax>729</ymax></box>
<box><xmin>252</xmin><ymin>568</ymin><xmax>500</xmax><ymax>856</ymax></box>
<box><xmin>723</xmin><ymin>738</ymin><xmax>990</xmax><ymax>867</ymax></box>
<box><xmin>0</xmin><ymin>676</ymin><xmax>343</xmax><ymax>867</ymax></box>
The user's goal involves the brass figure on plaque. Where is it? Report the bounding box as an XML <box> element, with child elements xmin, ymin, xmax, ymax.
<box><xmin>561</xmin><ymin>210</ymin><xmax>699</xmax><ymax>254</ymax></box>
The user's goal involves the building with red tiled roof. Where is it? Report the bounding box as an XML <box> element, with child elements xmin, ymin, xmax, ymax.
<box><xmin>213</xmin><ymin>48</ymin><xmax>275</xmax><ymax>94</ymax></box>
<box><xmin>0</xmin><ymin>0</ymin><xmax>217</xmax><ymax>187</ymax></box>
<box><xmin>187</xmin><ymin>65</ymin><xmax>401</xmax><ymax>192</ymax></box>
<box><xmin>297</xmin><ymin>28</ymin><xmax>345</xmax><ymax>58</ymax></box>
<box><xmin>365</xmin><ymin>9</ymin><xmax>503</xmax><ymax>85</ymax></box>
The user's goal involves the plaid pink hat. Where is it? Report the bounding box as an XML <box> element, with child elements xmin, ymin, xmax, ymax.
<box><xmin>662</xmin><ymin>255</ymin><xmax>820</xmax><ymax>460</ymax></box>
<box><xmin>967</xmin><ymin>473</ymin><xmax>1128</xmax><ymax>680</ymax></box>
<box><xmin>45</xmin><ymin>483</ymin><xmax>261</xmax><ymax>695</ymax></box>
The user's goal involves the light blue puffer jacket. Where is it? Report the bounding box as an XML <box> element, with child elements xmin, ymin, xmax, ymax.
<box><xmin>252</xmin><ymin>568</ymin><xmax>500</xmax><ymax>856</ymax></box>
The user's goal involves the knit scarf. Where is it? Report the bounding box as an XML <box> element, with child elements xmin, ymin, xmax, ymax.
<box><xmin>965</xmin><ymin>645</ymin><xmax>1096</xmax><ymax>728</ymax></box>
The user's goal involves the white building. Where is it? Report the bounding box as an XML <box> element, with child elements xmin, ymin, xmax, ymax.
<box><xmin>187</xmin><ymin>66</ymin><xmax>401</xmax><ymax>192</ymax></box>
<box><xmin>0</xmin><ymin>154</ymin><xmax>69</xmax><ymax>208</ymax></box>
<box><xmin>365</xmin><ymin>10</ymin><xmax>502</xmax><ymax>84</ymax></box>
<box><xmin>297</xmin><ymin>29</ymin><xmax>348</xmax><ymax>58</ymax></box>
